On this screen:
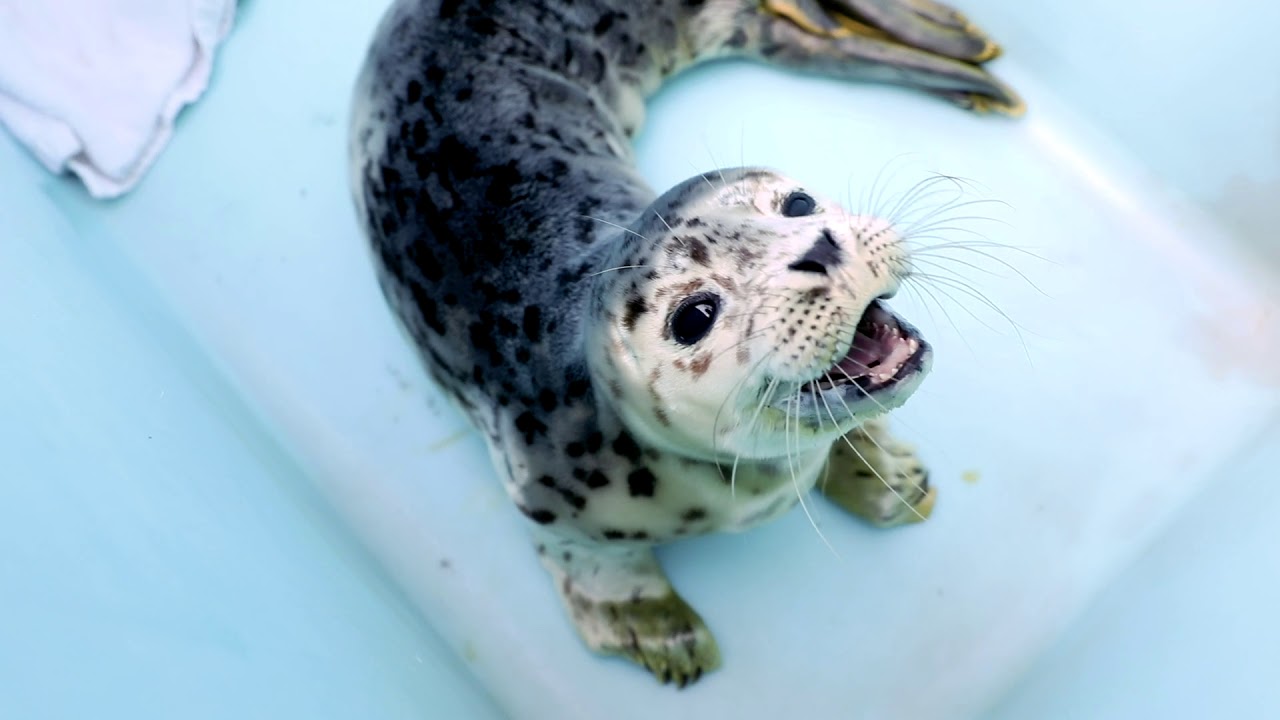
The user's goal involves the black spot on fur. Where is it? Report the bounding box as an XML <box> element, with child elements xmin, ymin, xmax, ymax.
<box><xmin>585</xmin><ymin>470</ymin><xmax>610</xmax><ymax>489</ymax></box>
<box><xmin>465</xmin><ymin>15</ymin><xmax>497</xmax><ymax>36</ymax></box>
<box><xmin>566</xmin><ymin>441</ymin><xmax>585</xmax><ymax>458</ymax></box>
<box><xmin>627</xmin><ymin>468</ymin><xmax>657</xmax><ymax>497</ymax></box>
<box><xmin>687</xmin><ymin>238</ymin><xmax>710</xmax><ymax>266</ymax></box>
<box><xmin>602</xmin><ymin>529</ymin><xmax>626</xmax><ymax>540</ymax></box>
<box><xmin>593</xmin><ymin>13</ymin><xmax>616</xmax><ymax>35</ymax></box>
<box><xmin>409</xmin><ymin>286</ymin><xmax>447</xmax><ymax>335</ymax></box>
<box><xmin>522</xmin><ymin>305</ymin><xmax>542</xmax><ymax>342</ymax></box>
<box><xmin>682</xmin><ymin>508</ymin><xmax>707</xmax><ymax>522</ymax></box>
<box><xmin>406</xmin><ymin>80</ymin><xmax>423</xmax><ymax>103</ymax></box>
<box><xmin>484</xmin><ymin>161</ymin><xmax>523</xmax><ymax>205</ymax></box>
<box><xmin>468</xmin><ymin>322</ymin><xmax>498</xmax><ymax>361</ymax></box>
<box><xmin>558</xmin><ymin>487</ymin><xmax>587</xmax><ymax>510</ymax></box>
<box><xmin>585</xmin><ymin>431</ymin><xmax>603</xmax><ymax>452</ymax></box>
<box><xmin>622</xmin><ymin>296</ymin><xmax>648</xmax><ymax>331</ymax></box>
<box><xmin>538</xmin><ymin>389</ymin><xmax>557</xmax><ymax>412</ymax></box>
<box><xmin>437</xmin><ymin>0</ymin><xmax>461</xmax><ymax>19</ymax></box>
<box><xmin>537</xmin><ymin>475</ymin><xmax>556</xmax><ymax>488</ymax></box>
<box><xmin>525</xmin><ymin>507</ymin><xmax>556</xmax><ymax>525</ymax></box>
<box><xmin>612</xmin><ymin>432</ymin><xmax>642</xmax><ymax>462</ymax></box>
<box><xmin>514</xmin><ymin>411</ymin><xmax>547</xmax><ymax>445</ymax></box>
<box><xmin>495</xmin><ymin>315</ymin><xmax>519</xmax><ymax>338</ymax></box>
<box><xmin>566</xmin><ymin>377</ymin><xmax>591</xmax><ymax>400</ymax></box>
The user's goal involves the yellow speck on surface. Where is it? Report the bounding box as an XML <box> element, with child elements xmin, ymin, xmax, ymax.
<box><xmin>463</xmin><ymin>641</ymin><xmax>478</xmax><ymax>663</ymax></box>
<box><xmin>962</xmin><ymin>470</ymin><xmax>981</xmax><ymax>485</ymax></box>
<box><xmin>428</xmin><ymin>427</ymin><xmax>472</xmax><ymax>452</ymax></box>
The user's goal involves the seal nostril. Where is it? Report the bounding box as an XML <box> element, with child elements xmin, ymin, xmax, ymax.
<box><xmin>788</xmin><ymin>259</ymin><xmax>827</xmax><ymax>275</ymax></box>
<box><xmin>789</xmin><ymin>229</ymin><xmax>842</xmax><ymax>275</ymax></box>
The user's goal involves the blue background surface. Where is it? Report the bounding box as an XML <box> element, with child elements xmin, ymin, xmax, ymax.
<box><xmin>2</xmin><ymin>0</ymin><xmax>1278</xmax><ymax>717</ymax></box>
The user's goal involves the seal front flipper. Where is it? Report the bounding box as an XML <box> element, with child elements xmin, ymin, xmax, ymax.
<box><xmin>736</xmin><ymin>0</ymin><xmax>1024</xmax><ymax>115</ymax></box>
<box><xmin>819</xmin><ymin>419</ymin><xmax>937</xmax><ymax>528</ymax></box>
<box><xmin>534</xmin><ymin>531</ymin><xmax>721</xmax><ymax>687</ymax></box>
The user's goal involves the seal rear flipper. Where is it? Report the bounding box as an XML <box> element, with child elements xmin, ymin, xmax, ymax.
<box><xmin>713</xmin><ymin>0</ymin><xmax>1024</xmax><ymax>116</ymax></box>
<box><xmin>818</xmin><ymin>0</ymin><xmax>1001</xmax><ymax>63</ymax></box>
<box><xmin>534</xmin><ymin>532</ymin><xmax>721</xmax><ymax>687</ymax></box>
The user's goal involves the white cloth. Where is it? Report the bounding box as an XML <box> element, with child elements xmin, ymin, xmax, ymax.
<box><xmin>0</xmin><ymin>0</ymin><xmax>236</xmax><ymax>198</ymax></box>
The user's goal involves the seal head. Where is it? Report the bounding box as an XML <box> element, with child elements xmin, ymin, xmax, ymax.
<box><xmin>586</xmin><ymin>168</ymin><xmax>932</xmax><ymax>464</ymax></box>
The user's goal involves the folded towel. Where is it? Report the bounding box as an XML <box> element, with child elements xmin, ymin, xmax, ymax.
<box><xmin>0</xmin><ymin>0</ymin><xmax>236</xmax><ymax>198</ymax></box>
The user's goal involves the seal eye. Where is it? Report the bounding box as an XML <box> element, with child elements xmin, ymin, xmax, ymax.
<box><xmin>671</xmin><ymin>293</ymin><xmax>719</xmax><ymax>345</ymax></box>
<box><xmin>782</xmin><ymin>192</ymin><xmax>816</xmax><ymax>218</ymax></box>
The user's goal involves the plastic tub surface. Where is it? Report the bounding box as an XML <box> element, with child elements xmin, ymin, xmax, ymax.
<box><xmin>3</xmin><ymin>1</ymin><xmax>1278</xmax><ymax>717</ymax></box>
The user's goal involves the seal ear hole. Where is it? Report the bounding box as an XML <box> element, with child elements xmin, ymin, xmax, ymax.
<box><xmin>670</xmin><ymin>293</ymin><xmax>720</xmax><ymax>346</ymax></box>
<box><xmin>782</xmin><ymin>192</ymin><xmax>816</xmax><ymax>218</ymax></box>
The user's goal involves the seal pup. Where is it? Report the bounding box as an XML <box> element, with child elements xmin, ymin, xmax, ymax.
<box><xmin>350</xmin><ymin>0</ymin><xmax>1020</xmax><ymax>686</ymax></box>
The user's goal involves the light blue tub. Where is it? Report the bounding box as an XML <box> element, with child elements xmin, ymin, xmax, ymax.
<box><xmin>3</xmin><ymin>1</ymin><xmax>1278</xmax><ymax>718</ymax></box>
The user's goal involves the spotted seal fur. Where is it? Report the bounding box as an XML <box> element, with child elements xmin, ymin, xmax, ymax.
<box><xmin>350</xmin><ymin>0</ymin><xmax>1020</xmax><ymax>686</ymax></box>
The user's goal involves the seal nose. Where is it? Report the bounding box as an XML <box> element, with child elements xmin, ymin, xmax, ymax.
<box><xmin>788</xmin><ymin>229</ymin><xmax>841</xmax><ymax>275</ymax></box>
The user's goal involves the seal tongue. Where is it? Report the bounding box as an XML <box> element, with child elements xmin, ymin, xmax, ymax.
<box><xmin>832</xmin><ymin>301</ymin><xmax>915</xmax><ymax>384</ymax></box>
<box><xmin>839</xmin><ymin>329</ymin><xmax>886</xmax><ymax>376</ymax></box>
<box><xmin>800</xmin><ymin>300</ymin><xmax>921</xmax><ymax>393</ymax></box>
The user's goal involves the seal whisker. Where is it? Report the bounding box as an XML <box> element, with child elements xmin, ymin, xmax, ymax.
<box><xmin>905</xmin><ymin>273</ymin><xmax>1035</xmax><ymax>364</ymax></box>
<box><xmin>892</xmin><ymin>180</ymin><xmax>1007</xmax><ymax>222</ymax></box>
<box><xmin>686</xmin><ymin>160</ymin><xmax>718</xmax><ymax>193</ymax></box>
<box><xmin>908</xmin><ymin>239</ymin><xmax>1054</xmax><ymax>267</ymax></box>
<box><xmin>814</xmin><ymin>374</ymin><xmax>844</xmax><ymax>495</ymax></box>
<box><xmin>586</xmin><ymin>264</ymin><xmax>646</xmax><ymax>277</ymax></box>
<box><xmin>825</xmin><ymin>388</ymin><xmax>927</xmax><ymax>521</ymax></box>
<box><xmin>784</xmin><ymin>382</ymin><xmax>839</xmax><ymax>557</ymax></box>
<box><xmin>862</xmin><ymin>153</ymin><xmax>918</xmax><ymax>220</ymax></box>
<box><xmin>713</xmin><ymin>347</ymin><xmax>781</xmax><ymax>493</ymax></box>
<box><xmin>900</xmin><ymin>207</ymin><xmax>1014</xmax><ymax>236</ymax></box>
<box><xmin>902</xmin><ymin>272</ymin><xmax>978</xmax><ymax>355</ymax></box>
<box><xmin>809</xmin><ymin>382</ymin><xmax>825</xmax><ymax>429</ymax></box>
<box><xmin>701</xmin><ymin>143</ymin><xmax>729</xmax><ymax>189</ymax></box>
<box><xmin>884</xmin><ymin>174</ymin><xmax>969</xmax><ymax>227</ymax></box>
<box><xmin>908</xmin><ymin>271</ymin><xmax>1034</xmax><ymax>335</ymax></box>
<box><xmin>826</xmin><ymin>365</ymin><xmax>940</xmax><ymax>470</ymax></box>
<box><xmin>733</xmin><ymin>372</ymin><xmax>783</xmax><ymax>500</ymax></box>
<box><xmin>825</xmin><ymin>364</ymin><xmax>926</xmax><ymax>480</ymax></box>
<box><xmin>908</xmin><ymin>254</ymin><xmax>1052</xmax><ymax>303</ymax></box>
<box><xmin>905</xmin><ymin>275</ymin><xmax>1011</xmax><ymax>342</ymax></box>
<box><xmin>887</xmin><ymin>175</ymin><xmax>975</xmax><ymax>228</ymax></box>
<box><xmin>576</xmin><ymin>213</ymin><xmax>648</xmax><ymax>242</ymax></box>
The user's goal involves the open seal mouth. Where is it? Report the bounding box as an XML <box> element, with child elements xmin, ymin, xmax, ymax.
<box><xmin>801</xmin><ymin>300</ymin><xmax>930</xmax><ymax>397</ymax></box>
<box><xmin>784</xmin><ymin>300</ymin><xmax>931</xmax><ymax>427</ymax></box>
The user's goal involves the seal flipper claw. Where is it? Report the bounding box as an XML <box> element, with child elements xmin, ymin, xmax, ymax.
<box><xmin>900</xmin><ymin>0</ymin><xmax>993</xmax><ymax>40</ymax></box>
<box><xmin>535</xmin><ymin>534</ymin><xmax>721</xmax><ymax>686</ymax></box>
<box><xmin>819</xmin><ymin>420</ymin><xmax>937</xmax><ymax>528</ymax></box>
<box><xmin>761</xmin><ymin>0</ymin><xmax>845</xmax><ymax>36</ymax></box>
